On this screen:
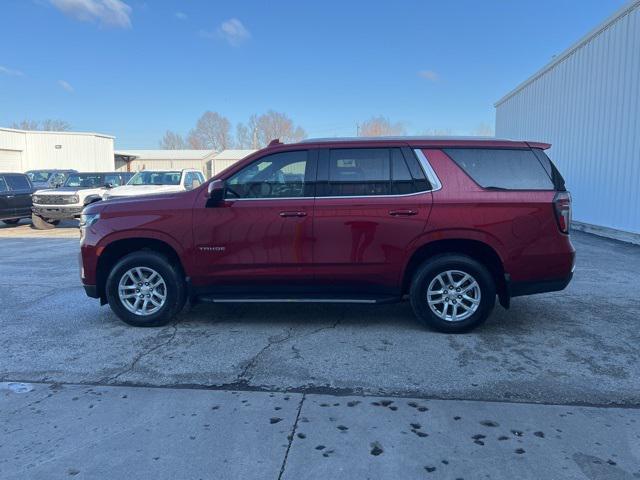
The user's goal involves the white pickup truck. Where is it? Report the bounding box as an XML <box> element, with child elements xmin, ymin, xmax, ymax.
<box><xmin>101</xmin><ymin>169</ymin><xmax>205</xmax><ymax>200</ymax></box>
<box><xmin>31</xmin><ymin>172</ymin><xmax>132</xmax><ymax>229</ymax></box>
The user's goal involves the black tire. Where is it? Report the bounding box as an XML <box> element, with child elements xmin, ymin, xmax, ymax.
<box><xmin>105</xmin><ymin>251</ymin><xmax>187</xmax><ymax>327</ymax></box>
<box><xmin>31</xmin><ymin>213</ymin><xmax>57</xmax><ymax>230</ymax></box>
<box><xmin>410</xmin><ymin>254</ymin><xmax>496</xmax><ymax>333</ymax></box>
<box><xmin>2</xmin><ymin>219</ymin><xmax>20</xmax><ymax>226</ymax></box>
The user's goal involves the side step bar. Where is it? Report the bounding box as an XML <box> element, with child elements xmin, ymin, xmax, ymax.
<box><xmin>196</xmin><ymin>295</ymin><xmax>402</xmax><ymax>305</ymax></box>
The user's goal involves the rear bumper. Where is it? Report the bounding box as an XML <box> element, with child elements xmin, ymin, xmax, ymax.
<box><xmin>508</xmin><ymin>272</ymin><xmax>573</xmax><ymax>298</ymax></box>
<box><xmin>32</xmin><ymin>205</ymin><xmax>83</xmax><ymax>220</ymax></box>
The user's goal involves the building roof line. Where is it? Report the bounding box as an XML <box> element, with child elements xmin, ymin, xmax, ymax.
<box><xmin>494</xmin><ymin>0</ymin><xmax>640</xmax><ymax>107</ymax></box>
<box><xmin>0</xmin><ymin>127</ymin><xmax>114</xmax><ymax>139</ymax></box>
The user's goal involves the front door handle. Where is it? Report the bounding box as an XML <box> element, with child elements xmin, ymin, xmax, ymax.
<box><xmin>389</xmin><ymin>210</ymin><xmax>417</xmax><ymax>216</ymax></box>
<box><xmin>279</xmin><ymin>211</ymin><xmax>307</xmax><ymax>218</ymax></box>
<box><xmin>6</xmin><ymin>195</ymin><xmax>14</xmax><ymax>199</ymax></box>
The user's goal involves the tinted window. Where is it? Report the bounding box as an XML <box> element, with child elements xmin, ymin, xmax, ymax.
<box><xmin>226</xmin><ymin>151</ymin><xmax>309</xmax><ymax>199</ymax></box>
<box><xmin>65</xmin><ymin>174</ymin><xmax>105</xmax><ymax>188</ymax></box>
<box><xmin>532</xmin><ymin>148</ymin><xmax>566</xmax><ymax>191</ymax></box>
<box><xmin>326</xmin><ymin>148</ymin><xmax>390</xmax><ymax>196</ymax></box>
<box><xmin>391</xmin><ymin>149</ymin><xmax>414</xmax><ymax>194</ymax></box>
<box><xmin>5</xmin><ymin>175</ymin><xmax>31</xmax><ymax>191</ymax></box>
<box><xmin>27</xmin><ymin>171</ymin><xmax>51</xmax><ymax>183</ymax></box>
<box><xmin>105</xmin><ymin>174</ymin><xmax>124</xmax><ymax>187</ymax></box>
<box><xmin>0</xmin><ymin>177</ymin><xmax>7</xmax><ymax>192</ymax></box>
<box><xmin>129</xmin><ymin>171</ymin><xmax>181</xmax><ymax>186</ymax></box>
<box><xmin>444</xmin><ymin>148</ymin><xmax>555</xmax><ymax>190</ymax></box>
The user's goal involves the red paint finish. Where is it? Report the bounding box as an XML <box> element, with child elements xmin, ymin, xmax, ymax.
<box><xmin>80</xmin><ymin>137</ymin><xmax>574</xmax><ymax>300</ymax></box>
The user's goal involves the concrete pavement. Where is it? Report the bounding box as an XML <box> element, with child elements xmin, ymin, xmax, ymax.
<box><xmin>1</xmin><ymin>382</ymin><xmax>639</xmax><ymax>479</ymax></box>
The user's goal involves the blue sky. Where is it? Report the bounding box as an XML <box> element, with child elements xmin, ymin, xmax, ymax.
<box><xmin>0</xmin><ymin>0</ymin><xmax>628</xmax><ymax>148</ymax></box>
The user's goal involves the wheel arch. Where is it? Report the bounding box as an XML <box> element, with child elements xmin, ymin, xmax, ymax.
<box><xmin>96</xmin><ymin>236</ymin><xmax>185</xmax><ymax>302</ymax></box>
<box><xmin>402</xmin><ymin>237</ymin><xmax>509</xmax><ymax>308</ymax></box>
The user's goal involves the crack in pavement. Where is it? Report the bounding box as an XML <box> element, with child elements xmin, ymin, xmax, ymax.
<box><xmin>278</xmin><ymin>393</ymin><xmax>306</xmax><ymax>480</ymax></box>
<box><xmin>236</xmin><ymin>318</ymin><xmax>343</xmax><ymax>385</ymax></box>
<box><xmin>100</xmin><ymin>323</ymin><xmax>179</xmax><ymax>383</ymax></box>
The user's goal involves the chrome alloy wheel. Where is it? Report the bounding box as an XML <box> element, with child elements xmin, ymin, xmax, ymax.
<box><xmin>427</xmin><ymin>270</ymin><xmax>481</xmax><ymax>322</ymax></box>
<box><xmin>118</xmin><ymin>267</ymin><xmax>167</xmax><ymax>316</ymax></box>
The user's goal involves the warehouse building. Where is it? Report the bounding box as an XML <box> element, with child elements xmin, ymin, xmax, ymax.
<box><xmin>0</xmin><ymin>127</ymin><xmax>114</xmax><ymax>172</ymax></box>
<box><xmin>114</xmin><ymin>149</ymin><xmax>216</xmax><ymax>174</ymax></box>
<box><xmin>205</xmin><ymin>149</ymin><xmax>256</xmax><ymax>178</ymax></box>
<box><xmin>495</xmin><ymin>0</ymin><xmax>640</xmax><ymax>244</ymax></box>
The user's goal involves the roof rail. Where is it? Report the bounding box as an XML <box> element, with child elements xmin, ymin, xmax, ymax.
<box><xmin>267</xmin><ymin>138</ymin><xmax>283</xmax><ymax>147</ymax></box>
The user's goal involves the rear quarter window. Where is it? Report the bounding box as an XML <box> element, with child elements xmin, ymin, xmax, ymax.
<box><xmin>443</xmin><ymin>148</ymin><xmax>555</xmax><ymax>190</ymax></box>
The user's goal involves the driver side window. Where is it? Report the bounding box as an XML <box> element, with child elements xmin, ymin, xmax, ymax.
<box><xmin>226</xmin><ymin>150</ymin><xmax>310</xmax><ymax>199</ymax></box>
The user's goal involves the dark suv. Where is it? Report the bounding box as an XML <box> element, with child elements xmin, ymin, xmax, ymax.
<box><xmin>80</xmin><ymin>137</ymin><xmax>574</xmax><ymax>332</ymax></box>
<box><xmin>0</xmin><ymin>173</ymin><xmax>34</xmax><ymax>226</ymax></box>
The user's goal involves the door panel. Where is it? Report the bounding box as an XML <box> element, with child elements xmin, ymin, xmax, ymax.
<box><xmin>4</xmin><ymin>175</ymin><xmax>33</xmax><ymax>218</ymax></box>
<box><xmin>191</xmin><ymin>149</ymin><xmax>316</xmax><ymax>290</ymax></box>
<box><xmin>312</xmin><ymin>148</ymin><xmax>433</xmax><ymax>294</ymax></box>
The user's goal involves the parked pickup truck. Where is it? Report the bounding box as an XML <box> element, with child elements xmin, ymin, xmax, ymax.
<box><xmin>0</xmin><ymin>173</ymin><xmax>34</xmax><ymax>226</ymax></box>
<box><xmin>31</xmin><ymin>171</ymin><xmax>132</xmax><ymax>229</ymax></box>
<box><xmin>101</xmin><ymin>169</ymin><xmax>205</xmax><ymax>200</ymax></box>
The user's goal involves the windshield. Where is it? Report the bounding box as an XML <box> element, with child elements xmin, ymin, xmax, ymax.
<box><xmin>27</xmin><ymin>171</ymin><xmax>52</xmax><ymax>183</ymax></box>
<box><xmin>64</xmin><ymin>174</ymin><xmax>104</xmax><ymax>188</ymax></box>
<box><xmin>128</xmin><ymin>171</ymin><xmax>181</xmax><ymax>186</ymax></box>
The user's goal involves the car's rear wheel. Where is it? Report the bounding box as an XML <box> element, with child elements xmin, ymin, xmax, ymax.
<box><xmin>31</xmin><ymin>214</ymin><xmax>59</xmax><ymax>230</ymax></box>
<box><xmin>410</xmin><ymin>254</ymin><xmax>496</xmax><ymax>333</ymax></box>
<box><xmin>105</xmin><ymin>251</ymin><xmax>186</xmax><ymax>327</ymax></box>
<box><xmin>2</xmin><ymin>219</ymin><xmax>20</xmax><ymax>226</ymax></box>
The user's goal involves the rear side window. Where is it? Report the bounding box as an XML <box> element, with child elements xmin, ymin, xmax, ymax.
<box><xmin>444</xmin><ymin>148</ymin><xmax>555</xmax><ymax>190</ymax></box>
<box><xmin>0</xmin><ymin>176</ymin><xmax>7</xmax><ymax>192</ymax></box>
<box><xmin>328</xmin><ymin>148</ymin><xmax>390</xmax><ymax>196</ymax></box>
<box><xmin>5</xmin><ymin>174</ymin><xmax>31</xmax><ymax>191</ymax></box>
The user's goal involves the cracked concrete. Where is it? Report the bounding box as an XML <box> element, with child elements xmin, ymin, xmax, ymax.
<box><xmin>1</xmin><ymin>231</ymin><xmax>639</xmax><ymax>406</ymax></box>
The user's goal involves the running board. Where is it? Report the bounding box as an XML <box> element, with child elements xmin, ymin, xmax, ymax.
<box><xmin>196</xmin><ymin>294</ymin><xmax>401</xmax><ymax>305</ymax></box>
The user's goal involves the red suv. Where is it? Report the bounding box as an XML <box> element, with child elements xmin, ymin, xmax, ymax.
<box><xmin>80</xmin><ymin>137</ymin><xmax>574</xmax><ymax>332</ymax></box>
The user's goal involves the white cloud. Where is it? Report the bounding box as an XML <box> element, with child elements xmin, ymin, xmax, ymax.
<box><xmin>418</xmin><ymin>70</ymin><xmax>439</xmax><ymax>82</ymax></box>
<box><xmin>217</xmin><ymin>18</ymin><xmax>250</xmax><ymax>46</ymax></box>
<box><xmin>49</xmin><ymin>0</ymin><xmax>132</xmax><ymax>28</ymax></box>
<box><xmin>175</xmin><ymin>11</ymin><xmax>187</xmax><ymax>20</ymax></box>
<box><xmin>0</xmin><ymin>65</ymin><xmax>24</xmax><ymax>76</ymax></box>
<box><xmin>58</xmin><ymin>80</ymin><xmax>74</xmax><ymax>92</ymax></box>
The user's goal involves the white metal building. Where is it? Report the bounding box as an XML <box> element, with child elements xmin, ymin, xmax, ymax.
<box><xmin>0</xmin><ymin>128</ymin><xmax>115</xmax><ymax>173</ymax></box>
<box><xmin>206</xmin><ymin>149</ymin><xmax>256</xmax><ymax>178</ymax></box>
<box><xmin>114</xmin><ymin>150</ymin><xmax>215</xmax><ymax>174</ymax></box>
<box><xmin>495</xmin><ymin>0</ymin><xmax>640</xmax><ymax>243</ymax></box>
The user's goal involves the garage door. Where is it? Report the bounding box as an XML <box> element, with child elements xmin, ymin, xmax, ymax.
<box><xmin>0</xmin><ymin>150</ymin><xmax>23</xmax><ymax>172</ymax></box>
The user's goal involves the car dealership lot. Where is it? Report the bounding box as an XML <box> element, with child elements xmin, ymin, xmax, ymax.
<box><xmin>1</xmin><ymin>228</ymin><xmax>639</xmax><ymax>478</ymax></box>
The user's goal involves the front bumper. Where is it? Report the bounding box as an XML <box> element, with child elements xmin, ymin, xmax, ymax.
<box><xmin>32</xmin><ymin>205</ymin><xmax>83</xmax><ymax>220</ymax></box>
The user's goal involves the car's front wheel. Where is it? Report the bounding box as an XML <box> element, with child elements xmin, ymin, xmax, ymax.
<box><xmin>105</xmin><ymin>251</ymin><xmax>187</xmax><ymax>327</ymax></box>
<box><xmin>410</xmin><ymin>254</ymin><xmax>496</xmax><ymax>333</ymax></box>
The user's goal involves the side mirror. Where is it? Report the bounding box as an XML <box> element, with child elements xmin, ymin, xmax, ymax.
<box><xmin>206</xmin><ymin>179</ymin><xmax>225</xmax><ymax>207</ymax></box>
<box><xmin>105</xmin><ymin>182</ymin><xmax>114</xmax><ymax>189</ymax></box>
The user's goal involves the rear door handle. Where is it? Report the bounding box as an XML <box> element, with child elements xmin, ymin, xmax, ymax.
<box><xmin>279</xmin><ymin>211</ymin><xmax>307</xmax><ymax>218</ymax></box>
<box><xmin>389</xmin><ymin>210</ymin><xmax>417</xmax><ymax>216</ymax></box>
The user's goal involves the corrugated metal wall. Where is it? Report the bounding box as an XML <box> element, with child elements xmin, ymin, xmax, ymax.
<box><xmin>495</xmin><ymin>2</ymin><xmax>640</xmax><ymax>235</ymax></box>
<box><xmin>0</xmin><ymin>129</ymin><xmax>115</xmax><ymax>172</ymax></box>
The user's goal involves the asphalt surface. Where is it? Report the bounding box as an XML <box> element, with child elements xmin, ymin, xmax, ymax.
<box><xmin>0</xmin><ymin>228</ymin><xmax>639</xmax><ymax>406</ymax></box>
<box><xmin>1</xmin><ymin>226</ymin><xmax>640</xmax><ymax>478</ymax></box>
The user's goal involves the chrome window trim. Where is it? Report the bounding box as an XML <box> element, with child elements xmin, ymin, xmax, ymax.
<box><xmin>229</xmin><ymin>189</ymin><xmax>432</xmax><ymax>201</ymax></box>
<box><xmin>413</xmin><ymin>149</ymin><xmax>442</xmax><ymax>192</ymax></box>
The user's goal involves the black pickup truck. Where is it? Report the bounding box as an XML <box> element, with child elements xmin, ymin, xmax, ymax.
<box><xmin>0</xmin><ymin>173</ymin><xmax>34</xmax><ymax>225</ymax></box>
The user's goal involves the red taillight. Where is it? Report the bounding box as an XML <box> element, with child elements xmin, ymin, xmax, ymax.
<box><xmin>553</xmin><ymin>192</ymin><xmax>572</xmax><ymax>234</ymax></box>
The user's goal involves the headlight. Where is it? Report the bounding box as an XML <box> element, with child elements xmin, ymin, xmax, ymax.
<box><xmin>79</xmin><ymin>213</ymin><xmax>100</xmax><ymax>228</ymax></box>
<box><xmin>32</xmin><ymin>195</ymin><xmax>41</xmax><ymax>204</ymax></box>
<box><xmin>66</xmin><ymin>195</ymin><xmax>79</xmax><ymax>204</ymax></box>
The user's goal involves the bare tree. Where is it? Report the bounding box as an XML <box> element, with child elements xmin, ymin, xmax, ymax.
<box><xmin>422</xmin><ymin>128</ymin><xmax>453</xmax><ymax>136</ymax></box>
<box><xmin>10</xmin><ymin>119</ymin><xmax>71</xmax><ymax>131</ymax></box>
<box><xmin>235</xmin><ymin>117</ymin><xmax>258</xmax><ymax>149</ymax></box>
<box><xmin>357</xmin><ymin>116</ymin><xmax>405</xmax><ymax>137</ymax></box>
<box><xmin>41</xmin><ymin>119</ymin><xmax>71</xmax><ymax>131</ymax></box>
<box><xmin>471</xmin><ymin>122</ymin><xmax>495</xmax><ymax>137</ymax></box>
<box><xmin>187</xmin><ymin>111</ymin><xmax>232</xmax><ymax>151</ymax></box>
<box><xmin>159</xmin><ymin>130</ymin><xmax>187</xmax><ymax>149</ymax></box>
